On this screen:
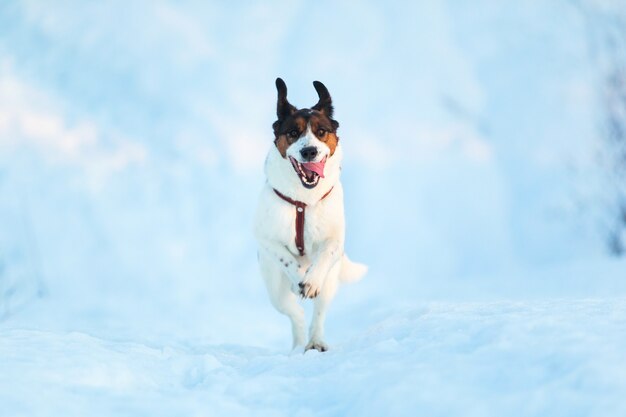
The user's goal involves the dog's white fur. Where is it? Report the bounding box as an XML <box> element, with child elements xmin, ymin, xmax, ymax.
<box><xmin>255</xmin><ymin>125</ymin><xmax>367</xmax><ymax>352</ymax></box>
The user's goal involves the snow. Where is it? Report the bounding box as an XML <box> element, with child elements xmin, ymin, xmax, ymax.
<box><xmin>3</xmin><ymin>298</ymin><xmax>626</xmax><ymax>417</ymax></box>
<box><xmin>1</xmin><ymin>0</ymin><xmax>626</xmax><ymax>416</ymax></box>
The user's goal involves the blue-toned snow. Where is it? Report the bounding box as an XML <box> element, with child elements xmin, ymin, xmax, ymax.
<box><xmin>1</xmin><ymin>1</ymin><xmax>625</xmax><ymax>416</ymax></box>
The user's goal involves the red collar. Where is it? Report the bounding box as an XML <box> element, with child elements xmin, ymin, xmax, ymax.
<box><xmin>273</xmin><ymin>187</ymin><xmax>334</xmax><ymax>256</ymax></box>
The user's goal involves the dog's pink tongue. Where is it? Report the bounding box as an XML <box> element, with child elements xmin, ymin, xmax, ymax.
<box><xmin>302</xmin><ymin>159</ymin><xmax>326</xmax><ymax>178</ymax></box>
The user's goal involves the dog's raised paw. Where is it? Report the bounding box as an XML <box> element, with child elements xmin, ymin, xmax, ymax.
<box><xmin>305</xmin><ymin>341</ymin><xmax>329</xmax><ymax>353</ymax></box>
<box><xmin>298</xmin><ymin>281</ymin><xmax>320</xmax><ymax>298</ymax></box>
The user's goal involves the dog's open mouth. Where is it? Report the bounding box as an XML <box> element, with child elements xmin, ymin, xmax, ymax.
<box><xmin>289</xmin><ymin>156</ymin><xmax>326</xmax><ymax>189</ymax></box>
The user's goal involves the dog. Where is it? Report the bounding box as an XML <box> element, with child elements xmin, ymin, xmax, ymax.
<box><xmin>254</xmin><ymin>78</ymin><xmax>367</xmax><ymax>352</ymax></box>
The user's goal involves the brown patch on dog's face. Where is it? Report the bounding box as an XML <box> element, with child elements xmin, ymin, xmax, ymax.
<box><xmin>273</xmin><ymin>114</ymin><xmax>307</xmax><ymax>157</ymax></box>
<box><xmin>274</xmin><ymin>135</ymin><xmax>290</xmax><ymax>157</ymax></box>
<box><xmin>308</xmin><ymin>112</ymin><xmax>339</xmax><ymax>156</ymax></box>
<box><xmin>324</xmin><ymin>132</ymin><xmax>339</xmax><ymax>156</ymax></box>
<box><xmin>273</xmin><ymin>110</ymin><xmax>339</xmax><ymax>157</ymax></box>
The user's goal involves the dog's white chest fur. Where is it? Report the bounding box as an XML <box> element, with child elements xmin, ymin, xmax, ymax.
<box><xmin>256</xmin><ymin>181</ymin><xmax>342</xmax><ymax>266</ymax></box>
<box><xmin>256</xmin><ymin>149</ymin><xmax>345</xmax><ymax>258</ymax></box>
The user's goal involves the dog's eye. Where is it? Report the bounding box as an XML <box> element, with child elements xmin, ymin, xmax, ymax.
<box><xmin>288</xmin><ymin>129</ymin><xmax>299</xmax><ymax>139</ymax></box>
<box><xmin>317</xmin><ymin>129</ymin><xmax>326</xmax><ymax>138</ymax></box>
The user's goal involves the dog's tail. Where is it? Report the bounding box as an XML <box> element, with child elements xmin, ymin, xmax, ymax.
<box><xmin>339</xmin><ymin>254</ymin><xmax>368</xmax><ymax>283</ymax></box>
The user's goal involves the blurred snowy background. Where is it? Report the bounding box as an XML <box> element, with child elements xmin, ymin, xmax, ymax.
<box><xmin>1</xmin><ymin>1</ymin><xmax>626</xmax><ymax>416</ymax></box>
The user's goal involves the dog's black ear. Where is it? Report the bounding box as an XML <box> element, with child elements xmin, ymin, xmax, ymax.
<box><xmin>276</xmin><ymin>77</ymin><xmax>297</xmax><ymax>121</ymax></box>
<box><xmin>312</xmin><ymin>80</ymin><xmax>334</xmax><ymax>118</ymax></box>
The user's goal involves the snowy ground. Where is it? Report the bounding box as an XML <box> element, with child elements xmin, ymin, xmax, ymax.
<box><xmin>3</xmin><ymin>298</ymin><xmax>626</xmax><ymax>417</ymax></box>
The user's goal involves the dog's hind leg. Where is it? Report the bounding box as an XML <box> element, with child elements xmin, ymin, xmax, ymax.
<box><xmin>259</xmin><ymin>252</ymin><xmax>306</xmax><ymax>350</ymax></box>
<box><xmin>306</xmin><ymin>262</ymin><xmax>341</xmax><ymax>352</ymax></box>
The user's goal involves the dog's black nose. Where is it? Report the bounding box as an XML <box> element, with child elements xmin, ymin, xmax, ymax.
<box><xmin>300</xmin><ymin>146</ymin><xmax>318</xmax><ymax>161</ymax></box>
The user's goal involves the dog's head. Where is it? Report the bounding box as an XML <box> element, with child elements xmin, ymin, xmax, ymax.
<box><xmin>271</xmin><ymin>78</ymin><xmax>340</xmax><ymax>190</ymax></box>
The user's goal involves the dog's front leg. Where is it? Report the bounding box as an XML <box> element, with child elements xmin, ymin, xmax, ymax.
<box><xmin>299</xmin><ymin>239</ymin><xmax>342</xmax><ymax>299</ymax></box>
<box><xmin>258</xmin><ymin>239</ymin><xmax>303</xmax><ymax>289</ymax></box>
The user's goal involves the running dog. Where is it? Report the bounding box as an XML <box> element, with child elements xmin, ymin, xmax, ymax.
<box><xmin>255</xmin><ymin>78</ymin><xmax>367</xmax><ymax>352</ymax></box>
